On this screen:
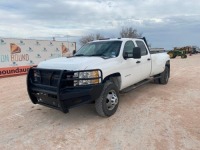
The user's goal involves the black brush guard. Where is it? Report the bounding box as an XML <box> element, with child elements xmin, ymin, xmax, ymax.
<box><xmin>27</xmin><ymin>67</ymin><xmax>103</xmax><ymax>113</ymax></box>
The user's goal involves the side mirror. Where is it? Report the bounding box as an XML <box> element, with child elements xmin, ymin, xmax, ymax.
<box><xmin>133</xmin><ymin>47</ymin><xmax>141</xmax><ymax>59</ymax></box>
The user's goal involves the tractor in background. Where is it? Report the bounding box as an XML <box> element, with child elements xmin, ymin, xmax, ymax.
<box><xmin>167</xmin><ymin>46</ymin><xmax>193</xmax><ymax>59</ymax></box>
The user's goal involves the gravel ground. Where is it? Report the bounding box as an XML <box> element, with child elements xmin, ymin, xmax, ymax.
<box><xmin>0</xmin><ymin>54</ymin><xmax>200</xmax><ymax>150</ymax></box>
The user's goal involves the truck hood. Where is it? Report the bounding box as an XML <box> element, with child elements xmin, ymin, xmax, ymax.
<box><xmin>37</xmin><ymin>57</ymin><xmax>107</xmax><ymax>70</ymax></box>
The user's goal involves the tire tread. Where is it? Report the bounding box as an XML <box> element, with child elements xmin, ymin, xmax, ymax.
<box><xmin>95</xmin><ymin>81</ymin><xmax>118</xmax><ymax>117</ymax></box>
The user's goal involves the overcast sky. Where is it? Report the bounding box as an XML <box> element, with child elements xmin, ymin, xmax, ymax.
<box><xmin>0</xmin><ymin>0</ymin><xmax>200</xmax><ymax>49</ymax></box>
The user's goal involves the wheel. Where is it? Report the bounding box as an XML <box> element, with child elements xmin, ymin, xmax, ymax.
<box><xmin>159</xmin><ymin>66</ymin><xmax>169</xmax><ymax>84</ymax></box>
<box><xmin>168</xmin><ymin>52</ymin><xmax>174</xmax><ymax>58</ymax></box>
<box><xmin>154</xmin><ymin>78</ymin><xmax>160</xmax><ymax>84</ymax></box>
<box><xmin>172</xmin><ymin>55</ymin><xmax>177</xmax><ymax>58</ymax></box>
<box><xmin>154</xmin><ymin>74</ymin><xmax>160</xmax><ymax>84</ymax></box>
<box><xmin>95</xmin><ymin>81</ymin><xmax>119</xmax><ymax>117</ymax></box>
<box><xmin>181</xmin><ymin>54</ymin><xmax>187</xmax><ymax>59</ymax></box>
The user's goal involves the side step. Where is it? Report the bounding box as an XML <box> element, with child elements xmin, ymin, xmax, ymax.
<box><xmin>120</xmin><ymin>76</ymin><xmax>161</xmax><ymax>93</ymax></box>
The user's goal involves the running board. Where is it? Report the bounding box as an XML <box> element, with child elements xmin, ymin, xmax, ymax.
<box><xmin>120</xmin><ymin>76</ymin><xmax>161</xmax><ymax>93</ymax></box>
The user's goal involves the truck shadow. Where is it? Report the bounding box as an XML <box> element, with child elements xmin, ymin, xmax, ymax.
<box><xmin>31</xmin><ymin>103</ymin><xmax>114</xmax><ymax>125</ymax></box>
<box><xmin>29</xmin><ymin>82</ymin><xmax>160</xmax><ymax>124</ymax></box>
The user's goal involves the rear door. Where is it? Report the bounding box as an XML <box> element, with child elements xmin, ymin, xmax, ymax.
<box><xmin>135</xmin><ymin>40</ymin><xmax>151</xmax><ymax>80</ymax></box>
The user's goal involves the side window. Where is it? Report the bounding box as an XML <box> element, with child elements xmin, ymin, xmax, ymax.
<box><xmin>123</xmin><ymin>41</ymin><xmax>135</xmax><ymax>58</ymax></box>
<box><xmin>136</xmin><ymin>41</ymin><xmax>148</xmax><ymax>56</ymax></box>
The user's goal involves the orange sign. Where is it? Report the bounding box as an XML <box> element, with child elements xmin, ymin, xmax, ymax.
<box><xmin>0</xmin><ymin>66</ymin><xmax>33</xmax><ymax>77</ymax></box>
<box><xmin>10</xmin><ymin>43</ymin><xmax>21</xmax><ymax>54</ymax></box>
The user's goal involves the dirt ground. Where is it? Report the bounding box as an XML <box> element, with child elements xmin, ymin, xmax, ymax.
<box><xmin>0</xmin><ymin>55</ymin><xmax>200</xmax><ymax>150</ymax></box>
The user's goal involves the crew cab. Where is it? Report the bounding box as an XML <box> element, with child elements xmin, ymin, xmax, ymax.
<box><xmin>27</xmin><ymin>37</ymin><xmax>170</xmax><ymax>117</ymax></box>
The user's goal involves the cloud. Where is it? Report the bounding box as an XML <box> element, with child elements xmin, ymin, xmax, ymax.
<box><xmin>0</xmin><ymin>0</ymin><xmax>200</xmax><ymax>49</ymax></box>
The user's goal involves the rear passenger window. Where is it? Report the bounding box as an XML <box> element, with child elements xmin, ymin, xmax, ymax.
<box><xmin>136</xmin><ymin>41</ymin><xmax>148</xmax><ymax>56</ymax></box>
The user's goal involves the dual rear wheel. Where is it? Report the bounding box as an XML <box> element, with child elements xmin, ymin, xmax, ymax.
<box><xmin>154</xmin><ymin>66</ymin><xmax>169</xmax><ymax>84</ymax></box>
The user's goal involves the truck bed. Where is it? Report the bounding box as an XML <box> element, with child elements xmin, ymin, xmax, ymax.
<box><xmin>150</xmin><ymin>52</ymin><xmax>169</xmax><ymax>76</ymax></box>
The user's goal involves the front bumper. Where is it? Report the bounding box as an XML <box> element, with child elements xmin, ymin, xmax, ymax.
<box><xmin>27</xmin><ymin>67</ymin><xmax>103</xmax><ymax>113</ymax></box>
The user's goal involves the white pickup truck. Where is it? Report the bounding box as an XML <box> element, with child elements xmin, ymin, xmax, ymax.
<box><xmin>27</xmin><ymin>37</ymin><xmax>170</xmax><ymax>117</ymax></box>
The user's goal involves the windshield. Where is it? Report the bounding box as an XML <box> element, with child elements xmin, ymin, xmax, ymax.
<box><xmin>75</xmin><ymin>41</ymin><xmax>122</xmax><ymax>58</ymax></box>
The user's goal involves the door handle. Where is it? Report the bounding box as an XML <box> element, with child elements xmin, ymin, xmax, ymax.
<box><xmin>147</xmin><ymin>58</ymin><xmax>151</xmax><ymax>61</ymax></box>
<box><xmin>136</xmin><ymin>61</ymin><xmax>141</xmax><ymax>64</ymax></box>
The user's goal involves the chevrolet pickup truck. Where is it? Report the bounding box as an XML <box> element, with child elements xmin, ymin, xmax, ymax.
<box><xmin>27</xmin><ymin>37</ymin><xmax>170</xmax><ymax>117</ymax></box>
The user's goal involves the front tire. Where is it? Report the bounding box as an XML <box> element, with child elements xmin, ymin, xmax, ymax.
<box><xmin>183</xmin><ymin>54</ymin><xmax>187</xmax><ymax>58</ymax></box>
<box><xmin>95</xmin><ymin>81</ymin><xmax>119</xmax><ymax>117</ymax></box>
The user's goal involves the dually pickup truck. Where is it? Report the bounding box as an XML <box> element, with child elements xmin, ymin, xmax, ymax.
<box><xmin>27</xmin><ymin>37</ymin><xmax>170</xmax><ymax>117</ymax></box>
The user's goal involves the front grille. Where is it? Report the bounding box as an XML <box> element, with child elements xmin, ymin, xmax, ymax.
<box><xmin>34</xmin><ymin>69</ymin><xmax>61</xmax><ymax>87</ymax></box>
<box><xmin>60</xmin><ymin>72</ymin><xmax>74</xmax><ymax>88</ymax></box>
<box><xmin>30</xmin><ymin>68</ymin><xmax>103</xmax><ymax>89</ymax></box>
<box><xmin>31</xmin><ymin>69</ymin><xmax>75</xmax><ymax>88</ymax></box>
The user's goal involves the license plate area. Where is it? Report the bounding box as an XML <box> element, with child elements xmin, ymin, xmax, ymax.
<box><xmin>36</xmin><ymin>93</ymin><xmax>60</xmax><ymax>108</ymax></box>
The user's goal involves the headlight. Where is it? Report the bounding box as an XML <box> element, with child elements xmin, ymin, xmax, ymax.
<box><xmin>74</xmin><ymin>70</ymin><xmax>100</xmax><ymax>86</ymax></box>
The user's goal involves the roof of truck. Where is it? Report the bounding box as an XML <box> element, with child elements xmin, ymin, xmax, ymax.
<box><xmin>91</xmin><ymin>37</ymin><xmax>144</xmax><ymax>43</ymax></box>
<box><xmin>90</xmin><ymin>37</ymin><xmax>150</xmax><ymax>50</ymax></box>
